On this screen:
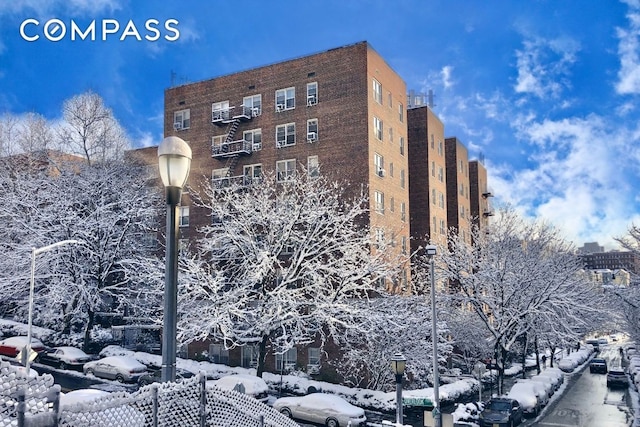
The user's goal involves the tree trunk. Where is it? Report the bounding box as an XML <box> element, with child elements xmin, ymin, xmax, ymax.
<box><xmin>549</xmin><ymin>346</ymin><xmax>556</xmax><ymax>367</ymax></box>
<box><xmin>256</xmin><ymin>335</ymin><xmax>269</xmax><ymax>377</ymax></box>
<box><xmin>83</xmin><ymin>309</ymin><xmax>94</xmax><ymax>353</ymax></box>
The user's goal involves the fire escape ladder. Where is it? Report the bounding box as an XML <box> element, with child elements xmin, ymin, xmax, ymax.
<box><xmin>225</xmin><ymin>156</ymin><xmax>240</xmax><ymax>178</ymax></box>
<box><xmin>224</xmin><ymin>120</ymin><xmax>240</xmax><ymax>144</ymax></box>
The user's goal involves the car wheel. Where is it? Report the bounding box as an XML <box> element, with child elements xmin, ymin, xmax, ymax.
<box><xmin>326</xmin><ymin>417</ymin><xmax>339</xmax><ymax>427</ymax></box>
<box><xmin>279</xmin><ymin>408</ymin><xmax>292</xmax><ymax>418</ymax></box>
<box><xmin>85</xmin><ymin>368</ymin><xmax>94</xmax><ymax>376</ymax></box>
<box><xmin>115</xmin><ymin>374</ymin><xmax>125</xmax><ymax>383</ymax></box>
<box><xmin>59</xmin><ymin>362</ymin><xmax>67</xmax><ymax>370</ymax></box>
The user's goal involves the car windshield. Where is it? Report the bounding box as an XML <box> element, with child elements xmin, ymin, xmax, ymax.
<box><xmin>488</xmin><ymin>401</ymin><xmax>511</xmax><ymax>411</ymax></box>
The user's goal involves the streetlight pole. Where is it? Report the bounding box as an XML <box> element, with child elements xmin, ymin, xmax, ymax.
<box><xmin>158</xmin><ymin>136</ymin><xmax>192</xmax><ymax>383</ymax></box>
<box><xmin>390</xmin><ymin>352</ymin><xmax>406</xmax><ymax>425</ymax></box>
<box><xmin>425</xmin><ymin>244</ymin><xmax>440</xmax><ymax>427</ymax></box>
<box><xmin>26</xmin><ymin>239</ymin><xmax>81</xmax><ymax>372</ymax></box>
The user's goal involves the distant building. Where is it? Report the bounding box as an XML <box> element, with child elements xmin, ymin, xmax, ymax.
<box><xmin>578</xmin><ymin>242</ymin><xmax>640</xmax><ymax>275</ymax></box>
<box><xmin>578</xmin><ymin>242</ymin><xmax>605</xmax><ymax>254</ymax></box>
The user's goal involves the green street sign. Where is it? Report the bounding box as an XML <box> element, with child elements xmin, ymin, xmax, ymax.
<box><xmin>402</xmin><ymin>397</ymin><xmax>433</xmax><ymax>407</ymax></box>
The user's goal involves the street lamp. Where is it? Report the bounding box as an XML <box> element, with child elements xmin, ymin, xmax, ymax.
<box><xmin>425</xmin><ymin>244</ymin><xmax>441</xmax><ymax>427</ymax></box>
<box><xmin>390</xmin><ymin>352</ymin><xmax>406</xmax><ymax>425</ymax></box>
<box><xmin>158</xmin><ymin>136</ymin><xmax>192</xmax><ymax>382</ymax></box>
<box><xmin>26</xmin><ymin>239</ymin><xmax>82</xmax><ymax>372</ymax></box>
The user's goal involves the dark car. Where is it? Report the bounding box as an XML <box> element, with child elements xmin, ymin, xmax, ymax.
<box><xmin>37</xmin><ymin>346</ymin><xmax>94</xmax><ymax>370</ymax></box>
<box><xmin>479</xmin><ymin>397</ymin><xmax>523</xmax><ymax>427</ymax></box>
<box><xmin>589</xmin><ymin>358</ymin><xmax>608</xmax><ymax>374</ymax></box>
<box><xmin>138</xmin><ymin>367</ymin><xmax>195</xmax><ymax>386</ymax></box>
<box><xmin>607</xmin><ymin>367</ymin><xmax>629</xmax><ymax>388</ymax></box>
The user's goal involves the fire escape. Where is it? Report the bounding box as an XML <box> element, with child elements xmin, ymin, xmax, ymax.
<box><xmin>482</xmin><ymin>188</ymin><xmax>495</xmax><ymax>217</ymax></box>
<box><xmin>211</xmin><ymin>105</ymin><xmax>256</xmax><ymax>187</ymax></box>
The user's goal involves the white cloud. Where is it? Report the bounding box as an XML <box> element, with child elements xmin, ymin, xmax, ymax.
<box><xmin>615</xmin><ymin>4</ymin><xmax>640</xmax><ymax>94</ymax></box>
<box><xmin>513</xmin><ymin>36</ymin><xmax>579</xmax><ymax>99</ymax></box>
<box><xmin>0</xmin><ymin>0</ymin><xmax>122</xmax><ymax>16</ymax></box>
<box><xmin>441</xmin><ymin>65</ymin><xmax>454</xmax><ymax>89</ymax></box>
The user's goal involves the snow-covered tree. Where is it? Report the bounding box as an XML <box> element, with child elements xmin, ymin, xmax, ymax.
<box><xmin>0</xmin><ymin>155</ymin><xmax>163</xmax><ymax>349</ymax></box>
<box><xmin>439</xmin><ymin>206</ymin><xmax>600</xmax><ymax>393</ymax></box>
<box><xmin>179</xmin><ymin>172</ymin><xmax>403</xmax><ymax>376</ymax></box>
<box><xmin>58</xmin><ymin>91</ymin><xmax>129</xmax><ymax>165</ymax></box>
<box><xmin>332</xmin><ymin>294</ymin><xmax>453</xmax><ymax>391</ymax></box>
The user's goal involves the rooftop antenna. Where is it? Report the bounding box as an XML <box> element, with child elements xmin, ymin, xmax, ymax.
<box><xmin>170</xmin><ymin>70</ymin><xmax>177</xmax><ymax>87</ymax></box>
<box><xmin>428</xmin><ymin>89</ymin><xmax>436</xmax><ymax>108</ymax></box>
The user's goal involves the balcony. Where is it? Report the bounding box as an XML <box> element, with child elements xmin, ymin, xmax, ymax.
<box><xmin>212</xmin><ymin>139</ymin><xmax>253</xmax><ymax>158</ymax></box>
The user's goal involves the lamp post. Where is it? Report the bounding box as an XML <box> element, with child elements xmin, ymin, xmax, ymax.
<box><xmin>26</xmin><ymin>239</ymin><xmax>82</xmax><ymax>372</ymax></box>
<box><xmin>158</xmin><ymin>136</ymin><xmax>192</xmax><ymax>382</ymax></box>
<box><xmin>425</xmin><ymin>244</ymin><xmax>440</xmax><ymax>427</ymax></box>
<box><xmin>390</xmin><ymin>352</ymin><xmax>406</xmax><ymax>425</ymax></box>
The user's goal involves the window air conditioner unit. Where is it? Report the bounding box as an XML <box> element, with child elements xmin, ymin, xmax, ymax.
<box><xmin>307</xmin><ymin>132</ymin><xmax>317</xmax><ymax>142</ymax></box>
<box><xmin>276</xmin><ymin>104</ymin><xmax>285</xmax><ymax>112</ymax></box>
<box><xmin>307</xmin><ymin>96</ymin><xmax>317</xmax><ymax>106</ymax></box>
<box><xmin>377</xmin><ymin>169</ymin><xmax>385</xmax><ymax>177</ymax></box>
<box><xmin>251</xmin><ymin>107</ymin><xmax>260</xmax><ymax>117</ymax></box>
<box><xmin>173</xmin><ymin>122</ymin><xmax>182</xmax><ymax>130</ymax></box>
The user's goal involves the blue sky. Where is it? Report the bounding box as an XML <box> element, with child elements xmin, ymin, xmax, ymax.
<box><xmin>1</xmin><ymin>0</ymin><xmax>639</xmax><ymax>250</ymax></box>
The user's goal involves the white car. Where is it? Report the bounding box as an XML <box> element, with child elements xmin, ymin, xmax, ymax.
<box><xmin>538</xmin><ymin>368</ymin><xmax>564</xmax><ymax>390</ymax></box>
<box><xmin>37</xmin><ymin>346</ymin><xmax>93</xmax><ymax>370</ymax></box>
<box><xmin>83</xmin><ymin>356</ymin><xmax>147</xmax><ymax>383</ymax></box>
<box><xmin>507</xmin><ymin>382</ymin><xmax>542</xmax><ymax>416</ymax></box>
<box><xmin>529</xmin><ymin>375</ymin><xmax>555</xmax><ymax>397</ymax></box>
<box><xmin>273</xmin><ymin>393</ymin><xmax>366</xmax><ymax>427</ymax></box>
<box><xmin>207</xmin><ymin>374</ymin><xmax>269</xmax><ymax>403</ymax></box>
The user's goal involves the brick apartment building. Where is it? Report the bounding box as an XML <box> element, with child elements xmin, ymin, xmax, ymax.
<box><xmin>129</xmin><ymin>41</ymin><xmax>493</xmax><ymax>375</ymax></box>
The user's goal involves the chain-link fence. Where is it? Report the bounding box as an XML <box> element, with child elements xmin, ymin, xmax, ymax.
<box><xmin>1</xmin><ymin>361</ymin><xmax>299</xmax><ymax>427</ymax></box>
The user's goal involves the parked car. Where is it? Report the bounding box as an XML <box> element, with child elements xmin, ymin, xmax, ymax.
<box><xmin>273</xmin><ymin>393</ymin><xmax>366</xmax><ymax>427</ymax></box>
<box><xmin>83</xmin><ymin>356</ymin><xmax>147</xmax><ymax>383</ymax></box>
<box><xmin>589</xmin><ymin>358</ymin><xmax>608</xmax><ymax>374</ymax></box>
<box><xmin>138</xmin><ymin>367</ymin><xmax>195</xmax><ymax>386</ymax></box>
<box><xmin>506</xmin><ymin>382</ymin><xmax>542</xmax><ymax>416</ymax></box>
<box><xmin>207</xmin><ymin>374</ymin><xmax>269</xmax><ymax>403</ymax></box>
<box><xmin>0</xmin><ymin>336</ymin><xmax>45</xmax><ymax>357</ymax></box>
<box><xmin>538</xmin><ymin>368</ymin><xmax>564</xmax><ymax>391</ymax></box>
<box><xmin>514</xmin><ymin>379</ymin><xmax>549</xmax><ymax>407</ymax></box>
<box><xmin>479</xmin><ymin>397</ymin><xmax>523</xmax><ymax>427</ymax></box>
<box><xmin>607</xmin><ymin>367</ymin><xmax>629</xmax><ymax>388</ymax></box>
<box><xmin>37</xmin><ymin>346</ymin><xmax>93</xmax><ymax>370</ymax></box>
<box><xmin>529</xmin><ymin>375</ymin><xmax>555</xmax><ymax>397</ymax></box>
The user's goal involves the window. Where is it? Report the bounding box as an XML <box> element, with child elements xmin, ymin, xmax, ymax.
<box><xmin>390</xmin><ymin>197</ymin><xmax>395</xmax><ymax>212</ymax></box>
<box><xmin>374</xmin><ymin>191</ymin><xmax>385</xmax><ymax>214</ymax></box>
<box><xmin>400</xmin><ymin>170</ymin><xmax>405</xmax><ymax>188</ymax></box>
<box><xmin>209</xmin><ymin>344</ymin><xmax>229</xmax><ymax>364</ymax></box>
<box><xmin>389</xmin><ymin>162</ymin><xmax>394</xmax><ymax>177</ymax></box>
<box><xmin>374</xmin><ymin>153</ymin><xmax>384</xmax><ymax>177</ymax></box>
<box><xmin>399</xmin><ymin>103</ymin><xmax>404</xmax><ymax>122</ymax></box>
<box><xmin>276</xmin><ymin>159</ymin><xmax>296</xmax><ymax>181</ymax></box>
<box><xmin>375</xmin><ymin>228</ymin><xmax>385</xmax><ymax>248</ymax></box>
<box><xmin>432</xmin><ymin>189</ymin><xmax>437</xmax><ymax>205</ymax></box>
<box><xmin>276</xmin><ymin>348</ymin><xmax>297</xmax><ymax>371</ymax></box>
<box><xmin>307</xmin><ymin>156</ymin><xmax>319</xmax><ymax>178</ymax></box>
<box><xmin>431</xmin><ymin>161</ymin><xmax>435</xmax><ymax>177</ymax></box>
<box><xmin>307</xmin><ymin>82</ymin><xmax>318</xmax><ymax>106</ymax></box>
<box><xmin>212</xmin><ymin>168</ymin><xmax>230</xmax><ymax>188</ymax></box>
<box><xmin>460</xmin><ymin>183</ymin><xmax>464</xmax><ymax>196</ymax></box>
<box><xmin>388</xmin><ymin>92</ymin><xmax>393</xmax><ymax>107</ymax></box>
<box><xmin>179</xmin><ymin>206</ymin><xmax>189</xmax><ymax>227</ymax></box>
<box><xmin>439</xmin><ymin>192</ymin><xmax>445</xmax><ymax>208</ymax></box>
<box><xmin>243</xmin><ymin>164</ymin><xmax>262</xmax><ymax>185</ymax></box>
<box><xmin>373</xmin><ymin>79</ymin><xmax>382</xmax><ymax>104</ymax></box>
<box><xmin>308</xmin><ymin>348</ymin><xmax>321</xmax><ymax>367</ymax></box>
<box><xmin>244</xmin><ymin>129</ymin><xmax>262</xmax><ymax>151</ymax></box>
<box><xmin>212</xmin><ymin>101</ymin><xmax>230</xmax><ymax>122</ymax></box>
<box><xmin>276</xmin><ymin>123</ymin><xmax>296</xmax><ymax>147</ymax></box>
<box><xmin>212</xmin><ymin>134</ymin><xmax>228</xmax><ymax>146</ymax></box>
<box><xmin>374</xmin><ymin>117</ymin><xmax>383</xmax><ymax>140</ymax></box>
<box><xmin>401</xmin><ymin>236</ymin><xmax>407</xmax><ymax>254</ymax></box>
<box><xmin>440</xmin><ymin>219</ymin><xmax>446</xmax><ymax>235</ymax></box>
<box><xmin>241</xmin><ymin>345</ymin><xmax>260</xmax><ymax>368</ymax></box>
<box><xmin>430</xmin><ymin>134</ymin><xmax>435</xmax><ymax>149</ymax></box>
<box><xmin>438</xmin><ymin>140</ymin><xmax>444</xmax><ymax>156</ymax></box>
<box><xmin>276</xmin><ymin>87</ymin><xmax>295</xmax><ymax>111</ymax></box>
<box><xmin>389</xmin><ymin>127</ymin><xmax>393</xmax><ymax>143</ymax></box>
<box><xmin>307</xmin><ymin>119</ymin><xmax>318</xmax><ymax>142</ymax></box>
<box><xmin>438</xmin><ymin>166</ymin><xmax>444</xmax><ymax>182</ymax></box>
<box><xmin>400</xmin><ymin>136</ymin><xmax>405</xmax><ymax>155</ymax></box>
<box><xmin>243</xmin><ymin>94</ymin><xmax>262</xmax><ymax>116</ymax></box>
<box><xmin>400</xmin><ymin>202</ymin><xmax>406</xmax><ymax>222</ymax></box>
<box><xmin>173</xmin><ymin>109</ymin><xmax>190</xmax><ymax>130</ymax></box>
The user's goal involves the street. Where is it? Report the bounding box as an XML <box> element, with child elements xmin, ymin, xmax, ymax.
<box><xmin>534</xmin><ymin>344</ymin><xmax>633</xmax><ymax>427</ymax></box>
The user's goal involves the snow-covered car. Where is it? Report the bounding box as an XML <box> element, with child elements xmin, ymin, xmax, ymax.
<box><xmin>0</xmin><ymin>336</ymin><xmax>45</xmax><ymax>357</ymax></box>
<box><xmin>506</xmin><ymin>382</ymin><xmax>542</xmax><ymax>416</ymax></box>
<box><xmin>37</xmin><ymin>346</ymin><xmax>94</xmax><ymax>370</ymax></box>
<box><xmin>478</xmin><ymin>397</ymin><xmax>523</xmax><ymax>427</ymax></box>
<box><xmin>60</xmin><ymin>389</ymin><xmax>144</xmax><ymax>427</ymax></box>
<box><xmin>273</xmin><ymin>393</ymin><xmax>366</xmax><ymax>427</ymax></box>
<box><xmin>83</xmin><ymin>356</ymin><xmax>147</xmax><ymax>383</ymax></box>
<box><xmin>207</xmin><ymin>374</ymin><xmax>269</xmax><ymax>403</ymax></box>
<box><xmin>589</xmin><ymin>358</ymin><xmax>608</xmax><ymax>374</ymax></box>
<box><xmin>138</xmin><ymin>367</ymin><xmax>195</xmax><ymax>386</ymax></box>
<box><xmin>538</xmin><ymin>368</ymin><xmax>564</xmax><ymax>390</ymax></box>
<box><xmin>517</xmin><ymin>379</ymin><xmax>549</xmax><ymax>407</ymax></box>
<box><xmin>528</xmin><ymin>375</ymin><xmax>555</xmax><ymax>397</ymax></box>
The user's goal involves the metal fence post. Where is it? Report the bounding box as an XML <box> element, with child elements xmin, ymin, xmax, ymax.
<box><xmin>200</xmin><ymin>373</ymin><xmax>207</xmax><ymax>427</ymax></box>
<box><xmin>51</xmin><ymin>384</ymin><xmax>61</xmax><ymax>427</ymax></box>
<box><xmin>152</xmin><ymin>385</ymin><xmax>158</xmax><ymax>427</ymax></box>
<box><xmin>259</xmin><ymin>414</ymin><xmax>264</xmax><ymax>427</ymax></box>
<box><xmin>17</xmin><ymin>388</ymin><xmax>25</xmax><ymax>427</ymax></box>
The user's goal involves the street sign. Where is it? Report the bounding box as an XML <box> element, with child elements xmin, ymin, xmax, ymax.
<box><xmin>402</xmin><ymin>397</ymin><xmax>433</xmax><ymax>407</ymax></box>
